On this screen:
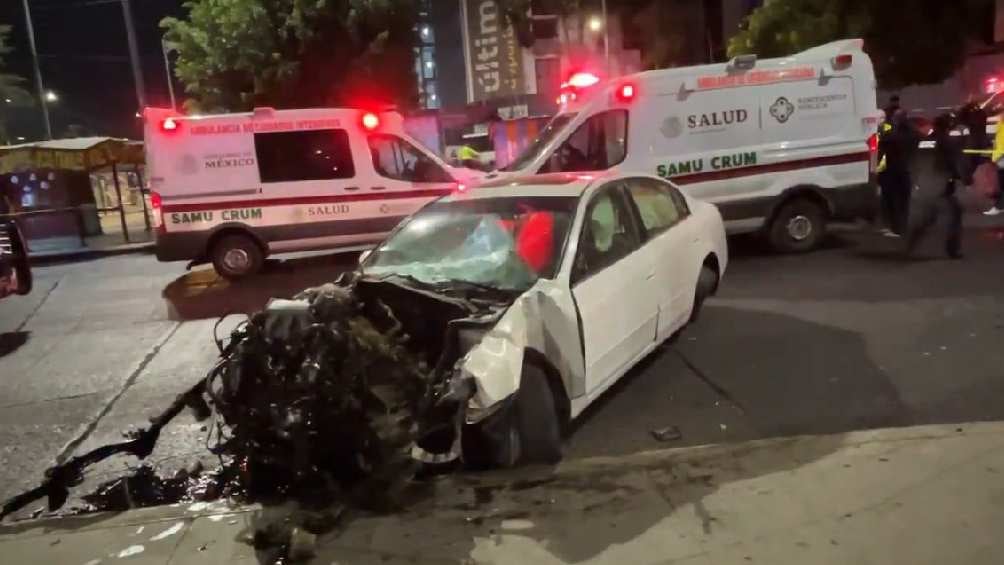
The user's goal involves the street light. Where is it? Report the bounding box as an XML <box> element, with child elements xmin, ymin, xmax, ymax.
<box><xmin>3</xmin><ymin>98</ymin><xmax>10</xmax><ymax>104</ymax></box>
<box><xmin>44</xmin><ymin>90</ymin><xmax>58</xmax><ymax>103</ymax></box>
<box><xmin>588</xmin><ymin>16</ymin><xmax>603</xmax><ymax>32</ymax></box>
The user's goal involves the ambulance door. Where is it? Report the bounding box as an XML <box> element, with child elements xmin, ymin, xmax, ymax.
<box><xmin>253</xmin><ymin>127</ymin><xmax>365</xmax><ymax>244</ymax></box>
<box><xmin>365</xmin><ymin>134</ymin><xmax>457</xmax><ymax>220</ymax></box>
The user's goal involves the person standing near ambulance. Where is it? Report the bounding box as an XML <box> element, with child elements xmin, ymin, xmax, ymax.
<box><xmin>907</xmin><ymin>113</ymin><xmax>964</xmax><ymax>258</ymax></box>
<box><xmin>984</xmin><ymin>109</ymin><xmax>1004</xmax><ymax>216</ymax></box>
<box><xmin>877</xmin><ymin>109</ymin><xmax>919</xmax><ymax>236</ymax></box>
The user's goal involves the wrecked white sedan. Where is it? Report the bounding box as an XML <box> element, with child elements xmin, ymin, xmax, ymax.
<box><xmin>356</xmin><ymin>171</ymin><xmax>728</xmax><ymax>467</ymax></box>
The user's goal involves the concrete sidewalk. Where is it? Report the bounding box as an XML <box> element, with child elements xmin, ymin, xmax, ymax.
<box><xmin>3</xmin><ymin>422</ymin><xmax>1004</xmax><ymax>564</ymax></box>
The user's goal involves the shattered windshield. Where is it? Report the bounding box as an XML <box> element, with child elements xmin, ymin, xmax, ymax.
<box><xmin>501</xmin><ymin>113</ymin><xmax>577</xmax><ymax>172</ymax></box>
<box><xmin>363</xmin><ymin>196</ymin><xmax>578</xmax><ymax>292</ymax></box>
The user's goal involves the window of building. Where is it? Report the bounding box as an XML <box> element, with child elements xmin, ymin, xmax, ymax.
<box><xmin>255</xmin><ymin>129</ymin><xmax>355</xmax><ymax>183</ymax></box>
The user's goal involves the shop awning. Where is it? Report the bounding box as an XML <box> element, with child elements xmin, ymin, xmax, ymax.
<box><xmin>0</xmin><ymin>137</ymin><xmax>143</xmax><ymax>174</ymax></box>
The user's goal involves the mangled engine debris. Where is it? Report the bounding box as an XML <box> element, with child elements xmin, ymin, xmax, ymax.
<box><xmin>1</xmin><ymin>276</ymin><xmax>504</xmax><ymax>520</ymax></box>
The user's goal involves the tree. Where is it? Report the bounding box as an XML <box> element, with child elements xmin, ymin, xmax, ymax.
<box><xmin>0</xmin><ymin>25</ymin><xmax>33</xmax><ymax>145</ymax></box>
<box><xmin>161</xmin><ymin>0</ymin><xmax>419</xmax><ymax>113</ymax></box>
<box><xmin>727</xmin><ymin>0</ymin><xmax>994</xmax><ymax>88</ymax></box>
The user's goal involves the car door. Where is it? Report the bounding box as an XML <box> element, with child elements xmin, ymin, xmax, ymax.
<box><xmin>571</xmin><ymin>183</ymin><xmax>658</xmax><ymax>394</ymax></box>
<box><xmin>623</xmin><ymin>178</ymin><xmax>695</xmax><ymax>340</ymax></box>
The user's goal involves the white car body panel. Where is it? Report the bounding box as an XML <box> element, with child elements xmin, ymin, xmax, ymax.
<box><xmin>428</xmin><ymin>173</ymin><xmax>728</xmax><ymax>424</ymax></box>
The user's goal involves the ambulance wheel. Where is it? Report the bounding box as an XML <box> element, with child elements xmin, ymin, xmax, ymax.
<box><xmin>768</xmin><ymin>198</ymin><xmax>826</xmax><ymax>253</ymax></box>
<box><xmin>211</xmin><ymin>234</ymin><xmax>264</xmax><ymax>279</ymax></box>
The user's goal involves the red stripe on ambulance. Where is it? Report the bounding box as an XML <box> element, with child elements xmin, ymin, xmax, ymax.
<box><xmin>161</xmin><ymin>187</ymin><xmax>454</xmax><ymax>213</ymax></box>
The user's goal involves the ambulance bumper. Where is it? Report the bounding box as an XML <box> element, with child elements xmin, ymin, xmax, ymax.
<box><xmin>822</xmin><ymin>182</ymin><xmax>879</xmax><ymax>222</ymax></box>
<box><xmin>155</xmin><ymin>231</ymin><xmax>209</xmax><ymax>262</ymax></box>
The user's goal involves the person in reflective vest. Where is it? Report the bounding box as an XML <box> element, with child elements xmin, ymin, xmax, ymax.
<box><xmin>984</xmin><ymin>114</ymin><xmax>1004</xmax><ymax>216</ymax></box>
<box><xmin>876</xmin><ymin>113</ymin><xmax>917</xmax><ymax>237</ymax></box>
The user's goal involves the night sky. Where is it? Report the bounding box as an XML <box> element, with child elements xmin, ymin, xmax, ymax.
<box><xmin>2</xmin><ymin>0</ymin><xmax>186</xmax><ymax>142</ymax></box>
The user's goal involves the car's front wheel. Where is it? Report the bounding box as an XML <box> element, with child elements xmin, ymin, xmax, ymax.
<box><xmin>689</xmin><ymin>265</ymin><xmax>719</xmax><ymax>323</ymax></box>
<box><xmin>462</xmin><ymin>364</ymin><xmax>562</xmax><ymax>468</ymax></box>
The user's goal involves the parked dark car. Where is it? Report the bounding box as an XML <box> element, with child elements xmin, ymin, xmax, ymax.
<box><xmin>0</xmin><ymin>218</ymin><xmax>32</xmax><ymax>299</ymax></box>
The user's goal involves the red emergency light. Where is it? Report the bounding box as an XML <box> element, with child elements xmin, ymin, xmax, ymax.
<box><xmin>161</xmin><ymin>117</ymin><xmax>180</xmax><ymax>133</ymax></box>
<box><xmin>831</xmin><ymin>54</ymin><xmax>853</xmax><ymax>70</ymax></box>
<box><xmin>986</xmin><ymin>76</ymin><xmax>1002</xmax><ymax>95</ymax></box>
<box><xmin>616</xmin><ymin>83</ymin><xmax>636</xmax><ymax>102</ymax></box>
<box><xmin>567</xmin><ymin>72</ymin><xmax>600</xmax><ymax>89</ymax></box>
<box><xmin>361</xmin><ymin>112</ymin><xmax>380</xmax><ymax>131</ymax></box>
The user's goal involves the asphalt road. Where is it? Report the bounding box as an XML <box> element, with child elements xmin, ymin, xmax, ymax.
<box><xmin>2</xmin><ymin>204</ymin><xmax>1004</xmax><ymax>516</ymax></box>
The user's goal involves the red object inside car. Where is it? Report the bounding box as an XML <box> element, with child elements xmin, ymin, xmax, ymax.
<box><xmin>515</xmin><ymin>211</ymin><xmax>555</xmax><ymax>273</ymax></box>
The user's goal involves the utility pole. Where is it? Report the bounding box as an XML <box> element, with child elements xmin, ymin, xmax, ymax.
<box><xmin>161</xmin><ymin>38</ymin><xmax>176</xmax><ymax>110</ymax></box>
<box><xmin>120</xmin><ymin>0</ymin><xmax>147</xmax><ymax>110</ymax></box>
<box><xmin>20</xmin><ymin>0</ymin><xmax>52</xmax><ymax>140</ymax></box>
<box><xmin>601</xmin><ymin>0</ymin><xmax>610</xmax><ymax>75</ymax></box>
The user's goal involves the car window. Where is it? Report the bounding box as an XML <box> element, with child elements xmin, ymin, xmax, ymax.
<box><xmin>572</xmin><ymin>186</ymin><xmax>640</xmax><ymax>284</ymax></box>
<box><xmin>539</xmin><ymin>110</ymin><xmax>628</xmax><ymax>173</ymax></box>
<box><xmin>626</xmin><ymin>179</ymin><xmax>689</xmax><ymax>237</ymax></box>
<box><xmin>368</xmin><ymin>134</ymin><xmax>453</xmax><ymax>183</ymax></box>
<box><xmin>255</xmin><ymin>129</ymin><xmax>355</xmax><ymax>182</ymax></box>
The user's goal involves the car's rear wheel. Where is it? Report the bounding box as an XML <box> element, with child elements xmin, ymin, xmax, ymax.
<box><xmin>462</xmin><ymin>364</ymin><xmax>562</xmax><ymax>468</ymax></box>
<box><xmin>211</xmin><ymin>233</ymin><xmax>264</xmax><ymax>280</ymax></box>
<box><xmin>690</xmin><ymin>265</ymin><xmax>718</xmax><ymax>323</ymax></box>
<box><xmin>767</xmin><ymin>197</ymin><xmax>827</xmax><ymax>253</ymax></box>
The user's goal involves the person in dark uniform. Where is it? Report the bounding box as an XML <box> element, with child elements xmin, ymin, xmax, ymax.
<box><xmin>907</xmin><ymin>113</ymin><xmax>964</xmax><ymax>258</ymax></box>
<box><xmin>877</xmin><ymin>109</ymin><xmax>918</xmax><ymax>236</ymax></box>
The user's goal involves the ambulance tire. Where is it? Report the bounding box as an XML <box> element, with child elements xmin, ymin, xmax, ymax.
<box><xmin>767</xmin><ymin>198</ymin><xmax>826</xmax><ymax>253</ymax></box>
<box><xmin>211</xmin><ymin>233</ymin><xmax>264</xmax><ymax>279</ymax></box>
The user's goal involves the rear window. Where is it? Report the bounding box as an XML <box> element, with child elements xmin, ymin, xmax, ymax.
<box><xmin>255</xmin><ymin>129</ymin><xmax>355</xmax><ymax>182</ymax></box>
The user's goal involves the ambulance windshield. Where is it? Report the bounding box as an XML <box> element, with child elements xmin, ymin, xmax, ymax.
<box><xmin>501</xmin><ymin>113</ymin><xmax>577</xmax><ymax>172</ymax></box>
<box><xmin>362</xmin><ymin>196</ymin><xmax>577</xmax><ymax>292</ymax></box>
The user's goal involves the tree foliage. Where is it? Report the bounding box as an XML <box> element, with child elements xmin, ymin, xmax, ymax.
<box><xmin>0</xmin><ymin>25</ymin><xmax>33</xmax><ymax>144</ymax></box>
<box><xmin>728</xmin><ymin>0</ymin><xmax>994</xmax><ymax>88</ymax></box>
<box><xmin>161</xmin><ymin>0</ymin><xmax>420</xmax><ymax>113</ymax></box>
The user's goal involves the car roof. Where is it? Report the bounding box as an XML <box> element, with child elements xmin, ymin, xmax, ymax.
<box><xmin>442</xmin><ymin>172</ymin><xmax>612</xmax><ymax>202</ymax></box>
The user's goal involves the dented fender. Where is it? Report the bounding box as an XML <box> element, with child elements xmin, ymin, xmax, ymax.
<box><xmin>461</xmin><ymin>279</ymin><xmax>585</xmax><ymax>423</ymax></box>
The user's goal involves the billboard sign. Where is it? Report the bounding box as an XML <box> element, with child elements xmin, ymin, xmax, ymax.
<box><xmin>461</xmin><ymin>0</ymin><xmax>528</xmax><ymax>103</ymax></box>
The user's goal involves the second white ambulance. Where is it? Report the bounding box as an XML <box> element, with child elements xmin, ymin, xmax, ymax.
<box><xmin>144</xmin><ymin>107</ymin><xmax>477</xmax><ymax>278</ymax></box>
<box><xmin>496</xmin><ymin>39</ymin><xmax>883</xmax><ymax>251</ymax></box>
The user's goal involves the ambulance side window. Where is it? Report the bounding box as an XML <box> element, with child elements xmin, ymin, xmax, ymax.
<box><xmin>540</xmin><ymin>110</ymin><xmax>628</xmax><ymax>173</ymax></box>
<box><xmin>368</xmin><ymin>135</ymin><xmax>453</xmax><ymax>183</ymax></box>
<box><xmin>255</xmin><ymin>129</ymin><xmax>355</xmax><ymax>182</ymax></box>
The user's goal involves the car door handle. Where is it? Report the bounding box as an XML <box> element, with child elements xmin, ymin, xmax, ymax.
<box><xmin>344</xmin><ymin>186</ymin><xmax>360</xmax><ymax>191</ymax></box>
<box><xmin>371</xmin><ymin>186</ymin><xmax>387</xmax><ymax>191</ymax></box>
<box><xmin>646</xmin><ymin>271</ymin><xmax>656</xmax><ymax>280</ymax></box>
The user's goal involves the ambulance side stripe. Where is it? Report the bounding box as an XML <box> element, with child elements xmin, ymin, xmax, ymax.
<box><xmin>161</xmin><ymin>187</ymin><xmax>454</xmax><ymax>213</ymax></box>
<box><xmin>672</xmin><ymin>152</ymin><xmax>869</xmax><ymax>185</ymax></box>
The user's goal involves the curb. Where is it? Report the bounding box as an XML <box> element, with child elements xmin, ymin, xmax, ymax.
<box><xmin>28</xmin><ymin>242</ymin><xmax>155</xmax><ymax>265</ymax></box>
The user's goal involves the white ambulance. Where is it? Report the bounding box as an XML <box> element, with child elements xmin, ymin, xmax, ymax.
<box><xmin>144</xmin><ymin>107</ymin><xmax>477</xmax><ymax>278</ymax></box>
<box><xmin>496</xmin><ymin>39</ymin><xmax>883</xmax><ymax>251</ymax></box>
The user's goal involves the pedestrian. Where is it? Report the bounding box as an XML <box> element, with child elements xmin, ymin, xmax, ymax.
<box><xmin>877</xmin><ymin>109</ymin><xmax>918</xmax><ymax>236</ymax></box>
<box><xmin>907</xmin><ymin>113</ymin><xmax>964</xmax><ymax>258</ymax></box>
<box><xmin>884</xmin><ymin>94</ymin><xmax>901</xmax><ymax>121</ymax></box>
<box><xmin>983</xmin><ymin>108</ymin><xmax>1004</xmax><ymax>216</ymax></box>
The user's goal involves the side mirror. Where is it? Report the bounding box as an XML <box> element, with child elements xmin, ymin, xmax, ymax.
<box><xmin>358</xmin><ymin>248</ymin><xmax>373</xmax><ymax>265</ymax></box>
